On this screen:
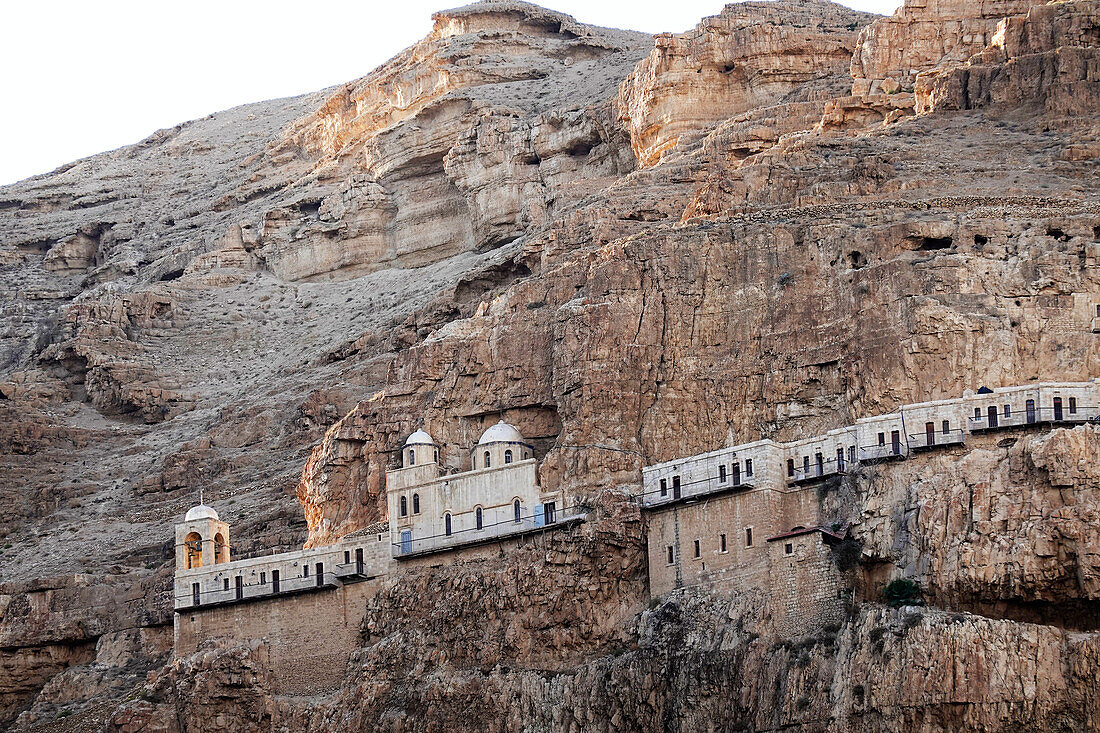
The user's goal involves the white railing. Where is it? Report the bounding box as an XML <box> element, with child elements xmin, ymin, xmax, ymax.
<box><xmin>393</xmin><ymin>506</ymin><xmax>587</xmax><ymax>558</ymax></box>
<box><xmin>907</xmin><ymin>429</ymin><xmax>966</xmax><ymax>450</ymax></box>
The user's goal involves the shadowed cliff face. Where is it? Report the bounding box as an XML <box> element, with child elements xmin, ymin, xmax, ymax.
<box><xmin>3</xmin><ymin>0</ymin><xmax>1100</xmax><ymax>730</ymax></box>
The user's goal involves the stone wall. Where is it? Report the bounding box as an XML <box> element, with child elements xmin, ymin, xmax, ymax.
<box><xmin>174</xmin><ymin>579</ymin><xmax>382</xmax><ymax>694</ymax></box>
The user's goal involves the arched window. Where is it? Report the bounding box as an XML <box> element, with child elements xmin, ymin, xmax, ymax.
<box><xmin>484</xmin><ymin>451</ymin><xmax>491</xmax><ymax>468</ymax></box>
<box><xmin>476</xmin><ymin>507</ymin><xmax>483</xmax><ymax>530</ymax></box>
<box><xmin>412</xmin><ymin>493</ymin><xmax>420</xmax><ymax>514</ymax></box>
<box><xmin>444</xmin><ymin>513</ymin><xmax>452</xmax><ymax>536</ymax></box>
<box><xmin>504</xmin><ymin>449</ymin><xmax>513</xmax><ymax>464</ymax></box>
<box><xmin>400</xmin><ymin>495</ymin><xmax>408</xmax><ymax>517</ymax></box>
<box><xmin>185</xmin><ymin>532</ymin><xmax>203</xmax><ymax>569</ymax></box>
<box><xmin>524</xmin><ymin>451</ymin><xmax>530</xmax><ymax>460</ymax></box>
<box><xmin>513</xmin><ymin>499</ymin><xmax>521</xmax><ymax>523</ymax></box>
<box><xmin>408</xmin><ymin>449</ymin><xmax>415</xmax><ymax>466</ymax></box>
<box><xmin>434</xmin><ymin>449</ymin><xmax>439</xmax><ymax>463</ymax></box>
<box><xmin>214</xmin><ymin>533</ymin><xmax>228</xmax><ymax>564</ymax></box>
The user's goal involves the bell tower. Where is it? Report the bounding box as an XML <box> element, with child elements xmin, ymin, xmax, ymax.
<box><xmin>175</xmin><ymin>501</ymin><xmax>230</xmax><ymax>571</ymax></box>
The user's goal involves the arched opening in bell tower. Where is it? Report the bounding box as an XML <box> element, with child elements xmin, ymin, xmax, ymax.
<box><xmin>185</xmin><ymin>532</ymin><xmax>203</xmax><ymax>569</ymax></box>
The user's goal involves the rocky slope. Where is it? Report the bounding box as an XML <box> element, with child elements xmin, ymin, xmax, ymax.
<box><xmin>2</xmin><ymin>0</ymin><xmax>1099</xmax><ymax>730</ymax></box>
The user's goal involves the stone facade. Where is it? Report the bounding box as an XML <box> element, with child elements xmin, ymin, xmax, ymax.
<box><xmin>385</xmin><ymin>425</ymin><xmax>573</xmax><ymax>557</ymax></box>
<box><xmin>641</xmin><ymin>380</ymin><xmax>1098</xmax><ymax>633</ymax></box>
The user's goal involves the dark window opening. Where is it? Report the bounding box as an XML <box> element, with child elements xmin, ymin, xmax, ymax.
<box><xmin>815</xmin><ymin>452</ymin><xmax>824</xmax><ymax>476</ymax></box>
<box><xmin>891</xmin><ymin>430</ymin><xmax>901</xmax><ymax>454</ymax></box>
<box><xmin>746</xmin><ymin>528</ymin><xmax>753</xmax><ymax>547</ymax></box>
<box><xmin>1026</xmin><ymin>399</ymin><xmax>1037</xmax><ymax>423</ymax></box>
<box><xmin>484</xmin><ymin>451</ymin><xmax>491</xmax><ymax>468</ymax></box>
<box><xmin>316</xmin><ymin>562</ymin><xmax>324</xmax><ymax>587</ymax></box>
<box><xmin>544</xmin><ymin>502</ymin><xmax>557</xmax><ymax>525</ymax></box>
<box><xmin>878</xmin><ymin>432</ymin><xmax>885</xmax><ymax>446</ymax></box>
<box><xmin>514</xmin><ymin>499</ymin><xmax>521</xmax><ymax>523</ymax></box>
<box><xmin>667</xmin><ymin>546</ymin><xmax>674</xmax><ymax>565</ymax></box>
<box><xmin>303</xmin><ymin>564</ymin><xmax>309</xmax><ymax>577</ymax></box>
<box><xmin>192</xmin><ymin>582</ymin><xmax>200</xmax><ymax>606</ymax></box>
<box><xmin>660</xmin><ymin>478</ymin><xmax>668</xmax><ymax>497</ymax></box>
<box><xmin>745</xmin><ymin>459</ymin><xmax>753</xmax><ymax>477</ymax></box>
<box><xmin>787</xmin><ymin>458</ymin><xmax>795</xmax><ymax>477</ymax></box>
<box><xmin>1003</xmin><ymin>404</ymin><xmax>1011</xmax><ymax>418</ymax></box>
<box><xmin>344</xmin><ymin>550</ymin><xmax>350</xmax><ymax>564</ymax></box>
<box><xmin>1069</xmin><ymin>397</ymin><xmax>1077</xmax><ymax>414</ymax></box>
<box><xmin>987</xmin><ymin>405</ymin><xmax>999</xmax><ymax>428</ymax></box>
<box><xmin>260</xmin><ymin>572</ymin><xmax>266</xmax><ymax>585</ymax></box>
<box><xmin>785</xmin><ymin>543</ymin><xmax>794</xmax><ymax>555</ymax></box>
<box><xmin>504</xmin><ymin>450</ymin><xmax>513</xmax><ymax>464</ymax></box>
<box><xmin>272</xmin><ymin>570</ymin><xmax>280</xmax><ymax>594</ymax></box>
<box><xmin>718</xmin><ymin>464</ymin><xmax>727</xmax><ymax>483</ymax></box>
<box><xmin>412</xmin><ymin>493</ymin><xmax>420</xmax><ymax>515</ymax></box>
<box><xmin>445</xmin><ymin>513</ymin><xmax>452</xmax><ymax>536</ymax></box>
<box><xmin>732</xmin><ymin>462</ymin><xmax>741</xmax><ymax>485</ymax></box>
<box><xmin>1054</xmin><ymin>397</ymin><xmax>1064</xmax><ymax>421</ymax></box>
<box><xmin>475</xmin><ymin>507</ymin><xmax>484</xmax><ymax>530</ymax></box>
<box><xmin>720</xmin><ymin>534</ymin><xmax>727</xmax><ymax>553</ymax></box>
<box><xmin>223</xmin><ymin>578</ymin><xmax>230</xmax><ymax>590</ymax></box>
<box><xmin>672</xmin><ymin>476</ymin><xmax>681</xmax><ymax>499</ymax></box>
<box><xmin>400</xmin><ymin>496</ymin><xmax>408</xmax><ymax>517</ymax></box>
<box><xmin>355</xmin><ymin>548</ymin><xmax>364</xmax><ymax>575</ymax></box>
<box><xmin>235</xmin><ymin>576</ymin><xmax>242</xmax><ymax>600</ymax></box>
<box><xmin>942</xmin><ymin>420</ymin><xmax>950</xmax><ymax>434</ymax></box>
<box><xmin>693</xmin><ymin>539</ymin><xmax>701</xmax><ymax>559</ymax></box>
<box><xmin>925</xmin><ymin>422</ymin><xmax>935</xmax><ymax>446</ymax></box>
<box><xmin>408</xmin><ymin>449</ymin><xmax>415</xmax><ymax>466</ymax></box>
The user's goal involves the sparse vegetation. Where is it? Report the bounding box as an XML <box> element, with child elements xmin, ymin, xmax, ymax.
<box><xmin>882</xmin><ymin>578</ymin><xmax>922</xmax><ymax>607</ymax></box>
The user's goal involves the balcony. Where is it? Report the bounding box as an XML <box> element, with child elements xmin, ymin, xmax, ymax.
<box><xmin>788</xmin><ymin>457</ymin><xmax>847</xmax><ymax>484</ymax></box>
<box><xmin>907</xmin><ymin>429</ymin><xmax>965</xmax><ymax>451</ymax></box>
<box><xmin>639</xmin><ymin>474</ymin><xmax>755</xmax><ymax>508</ymax></box>
<box><xmin>175</xmin><ymin>571</ymin><xmax>341</xmax><ymax>611</ymax></box>
<box><xmin>858</xmin><ymin>442</ymin><xmax>907</xmax><ymax>462</ymax></box>
<box><xmin>393</xmin><ymin>506</ymin><xmax>587</xmax><ymax>559</ymax></box>
<box><xmin>334</xmin><ymin>561</ymin><xmax>372</xmax><ymax>581</ymax></box>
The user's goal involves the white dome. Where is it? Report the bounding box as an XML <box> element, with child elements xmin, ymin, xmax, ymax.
<box><xmin>477</xmin><ymin>420</ymin><xmax>525</xmax><ymax>446</ymax></box>
<box><xmin>404</xmin><ymin>429</ymin><xmax>435</xmax><ymax>446</ymax></box>
<box><xmin>185</xmin><ymin>504</ymin><xmax>219</xmax><ymax>522</ymax></box>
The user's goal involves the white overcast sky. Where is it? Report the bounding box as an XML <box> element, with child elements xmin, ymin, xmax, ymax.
<box><xmin>0</xmin><ymin>0</ymin><xmax>902</xmax><ymax>186</ymax></box>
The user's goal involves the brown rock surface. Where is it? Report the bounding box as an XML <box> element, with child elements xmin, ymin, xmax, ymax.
<box><xmin>2</xmin><ymin>0</ymin><xmax>1100</xmax><ymax>730</ymax></box>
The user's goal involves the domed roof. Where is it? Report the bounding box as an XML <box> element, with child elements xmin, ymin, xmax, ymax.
<box><xmin>185</xmin><ymin>504</ymin><xmax>219</xmax><ymax>522</ymax></box>
<box><xmin>477</xmin><ymin>420</ymin><xmax>525</xmax><ymax>446</ymax></box>
<box><xmin>404</xmin><ymin>429</ymin><xmax>436</xmax><ymax>446</ymax></box>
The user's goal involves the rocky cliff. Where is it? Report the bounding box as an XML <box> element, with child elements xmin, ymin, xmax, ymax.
<box><xmin>1</xmin><ymin>0</ymin><xmax>1099</xmax><ymax>730</ymax></box>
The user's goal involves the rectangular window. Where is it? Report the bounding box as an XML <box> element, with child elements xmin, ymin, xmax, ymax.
<box><xmin>303</xmin><ymin>564</ymin><xmax>309</xmax><ymax>577</ymax></box>
<box><xmin>1004</xmin><ymin>404</ymin><xmax>1011</xmax><ymax>418</ymax></box>
<box><xmin>672</xmin><ymin>476</ymin><xmax>681</xmax><ymax>499</ymax></box>
<box><xmin>720</xmin><ymin>534</ymin><xmax>727</xmax><ymax>553</ymax></box>
<box><xmin>344</xmin><ymin>550</ymin><xmax>350</xmax><ymax>564</ymax></box>
<box><xmin>974</xmin><ymin>407</ymin><xmax>982</xmax><ymax>419</ymax></box>
<box><xmin>785</xmin><ymin>543</ymin><xmax>793</xmax><ymax>555</ymax></box>
<box><xmin>718</xmin><ymin>464</ymin><xmax>727</xmax><ymax>483</ymax></box>
<box><xmin>260</xmin><ymin>572</ymin><xmax>266</xmax><ymax>585</ymax></box>
<box><xmin>544</xmin><ymin>501</ymin><xmax>557</xmax><ymax>524</ymax></box>
<box><xmin>787</xmin><ymin>458</ymin><xmax>795</xmax><ymax>477</ymax></box>
<box><xmin>693</xmin><ymin>539</ymin><xmax>701</xmax><ymax>559</ymax></box>
<box><xmin>745</xmin><ymin>527</ymin><xmax>753</xmax><ymax>547</ymax></box>
<box><xmin>223</xmin><ymin>578</ymin><xmax>229</xmax><ymax>590</ymax></box>
<box><xmin>878</xmin><ymin>432</ymin><xmax>885</xmax><ymax>446</ymax></box>
<box><xmin>848</xmin><ymin>445</ymin><xmax>855</xmax><ymax>463</ymax></box>
<box><xmin>666</xmin><ymin>546</ymin><xmax>674</xmax><ymax>565</ymax></box>
<box><xmin>660</xmin><ymin>478</ymin><xmax>667</xmax><ymax>497</ymax></box>
<box><xmin>942</xmin><ymin>420</ymin><xmax>950</xmax><ymax>434</ymax></box>
<box><xmin>745</xmin><ymin>459</ymin><xmax>753</xmax><ymax>477</ymax></box>
<box><xmin>1069</xmin><ymin>397</ymin><xmax>1078</xmax><ymax>414</ymax></box>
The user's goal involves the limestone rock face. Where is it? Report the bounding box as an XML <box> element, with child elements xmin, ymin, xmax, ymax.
<box><xmin>3</xmin><ymin>0</ymin><xmax>1100</xmax><ymax>730</ymax></box>
<box><xmin>618</xmin><ymin>0</ymin><xmax>877</xmax><ymax>168</ymax></box>
<box><xmin>850</xmin><ymin>0</ymin><xmax>1048</xmax><ymax>92</ymax></box>
<box><xmin>916</xmin><ymin>0</ymin><xmax>1100</xmax><ymax>117</ymax></box>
